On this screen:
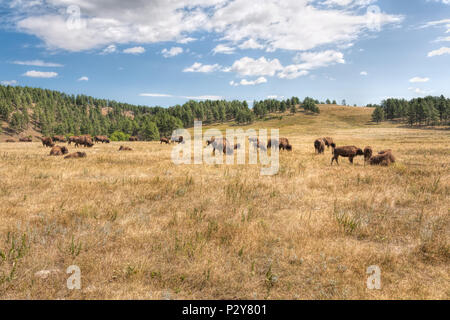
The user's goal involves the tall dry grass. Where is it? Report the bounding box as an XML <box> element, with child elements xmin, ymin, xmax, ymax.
<box><xmin>0</xmin><ymin>106</ymin><xmax>448</xmax><ymax>299</ymax></box>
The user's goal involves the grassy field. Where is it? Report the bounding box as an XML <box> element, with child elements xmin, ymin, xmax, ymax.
<box><xmin>0</xmin><ymin>105</ymin><xmax>448</xmax><ymax>299</ymax></box>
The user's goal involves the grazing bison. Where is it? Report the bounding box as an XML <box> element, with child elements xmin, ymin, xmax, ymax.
<box><xmin>369</xmin><ymin>150</ymin><xmax>396</xmax><ymax>166</ymax></box>
<box><xmin>330</xmin><ymin>144</ymin><xmax>364</xmax><ymax>165</ymax></box>
<box><xmin>38</xmin><ymin>137</ymin><xmax>55</xmax><ymax>147</ymax></box>
<box><xmin>364</xmin><ymin>146</ymin><xmax>373</xmax><ymax>164</ymax></box>
<box><xmin>172</xmin><ymin>136</ymin><xmax>184</xmax><ymax>144</ymax></box>
<box><xmin>322</xmin><ymin>137</ymin><xmax>334</xmax><ymax>149</ymax></box>
<box><xmin>64</xmin><ymin>151</ymin><xmax>86</xmax><ymax>159</ymax></box>
<box><xmin>206</xmin><ymin>136</ymin><xmax>216</xmax><ymax>146</ymax></box>
<box><xmin>52</xmin><ymin>135</ymin><xmax>67</xmax><ymax>143</ymax></box>
<box><xmin>49</xmin><ymin>145</ymin><xmax>69</xmax><ymax>156</ymax></box>
<box><xmin>160</xmin><ymin>137</ymin><xmax>170</xmax><ymax>144</ymax></box>
<box><xmin>314</xmin><ymin>139</ymin><xmax>325</xmax><ymax>154</ymax></box>
<box><xmin>119</xmin><ymin>145</ymin><xmax>132</xmax><ymax>151</ymax></box>
<box><xmin>5</xmin><ymin>139</ymin><xmax>15</xmax><ymax>143</ymax></box>
<box><xmin>68</xmin><ymin>136</ymin><xmax>78</xmax><ymax>145</ymax></box>
<box><xmin>73</xmin><ymin>135</ymin><xmax>94</xmax><ymax>148</ymax></box>
<box><xmin>19</xmin><ymin>137</ymin><xmax>32</xmax><ymax>142</ymax></box>
<box><xmin>209</xmin><ymin>138</ymin><xmax>236</xmax><ymax>155</ymax></box>
<box><xmin>129</xmin><ymin>136</ymin><xmax>138</xmax><ymax>141</ymax></box>
<box><xmin>94</xmin><ymin>135</ymin><xmax>110</xmax><ymax>143</ymax></box>
<box><xmin>267</xmin><ymin>137</ymin><xmax>292</xmax><ymax>151</ymax></box>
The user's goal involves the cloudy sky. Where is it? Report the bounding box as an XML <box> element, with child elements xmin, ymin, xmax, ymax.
<box><xmin>0</xmin><ymin>0</ymin><xmax>449</xmax><ymax>106</ymax></box>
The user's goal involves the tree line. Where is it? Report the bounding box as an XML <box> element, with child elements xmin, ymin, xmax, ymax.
<box><xmin>0</xmin><ymin>85</ymin><xmax>323</xmax><ymax>140</ymax></box>
<box><xmin>370</xmin><ymin>95</ymin><xmax>450</xmax><ymax>126</ymax></box>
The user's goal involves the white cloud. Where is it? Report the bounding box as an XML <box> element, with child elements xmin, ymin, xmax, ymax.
<box><xmin>139</xmin><ymin>93</ymin><xmax>221</xmax><ymax>100</ymax></box>
<box><xmin>267</xmin><ymin>95</ymin><xmax>278</xmax><ymax>99</ymax></box>
<box><xmin>360</xmin><ymin>71</ymin><xmax>368</xmax><ymax>76</ymax></box>
<box><xmin>123</xmin><ymin>46</ymin><xmax>145</xmax><ymax>54</ymax></box>
<box><xmin>230</xmin><ymin>77</ymin><xmax>267</xmax><ymax>86</ymax></box>
<box><xmin>101</xmin><ymin>44</ymin><xmax>117</xmax><ymax>54</ymax></box>
<box><xmin>177</xmin><ymin>37</ymin><xmax>197</xmax><ymax>44</ymax></box>
<box><xmin>1</xmin><ymin>80</ymin><xmax>18</xmax><ymax>86</ymax></box>
<box><xmin>231</xmin><ymin>57</ymin><xmax>283</xmax><ymax>77</ymax></box>
<box><xmin>139</xmin><ymin>93</ymin><xmax>173</xmax><ymax>97</ymax></box>
<box><xmin>23</xmin><ymin>70</ymin><xmax>58</xmax><ymax>78</ymax></box>
<box><xmin>277</xmin><ymin>66</ymin><xmax>309</xmax><ymax>79</ymax></box>
<box><xmin>427</xmin><ymin>47</ymin><xmax>450</xmax><ymax>57</ymax></box>
<box><xmin>11</xmin><ymin>0</ymin><xmax>401</xmax><ymax>52</ymax></box>
<box><xmin>434</xmin><ymin>36</ymin><xmax>450</xmax><ymax>42</ymax></box>
<box><xmin>183</xmin><ymin>62</ymin><xmax>222</xmax><ymax>73</ymax></box>
<box><xmin>212</xmin><ymin>44</ymin><xmax>235</xmax><ymax>55</ymax></box>
<box><xmin>409</xmin><ymin>77</ymin><xmax>430</xmax><ymax>83</ymax></box>
<box><xmin>78</xmin><ymin>76</ymin><xmax>89</xmax><ymax>81</ymax></box>
<box><xmin>238</xmin><ymin>39</ymin><xmax>264</xmax><ymax>50</ymax></box>
<box><xmin>12</xmin><ymin>60</ymin><xmax>63</xmax><ymax>67</ymax></box>
<box><xmin>182</xmin><ymin>95</ymin><xmax>223</xmax><ymax>100</ymax></box>
<box><xmin>162</xmin><ymin>47</ymin><xmax>183</xmax><ymax>58</ymax></box>
<box><xmin>408</xmin><ymin>87</ymin><xmax>430</xmax><ymax>95</ymax></box>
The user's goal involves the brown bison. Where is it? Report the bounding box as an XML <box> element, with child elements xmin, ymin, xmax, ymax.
<box><xmin>74</xmin><ymin>135</ymin><xmax>94</xmax><ymax>148</ymax></box>
<box><xmin>5</xmin><ymin>139</ymin><xmax>15</xmax><ymax>143</ymax></box>
<box><xmin>38</xmin><ymin>137</ymin><xmax>55</xmax><ymax>147</ymax></box>
<box><xmin>210</xmin><ymin>138</ymin><xmax>238</xmax><ymax>155</ymax></box>
<box><xmin>119</xmin><ymin>145</ymin><xmax>132</xmax><ymax>151</ymax></box>
<box><xmin>206</xmin><ymin>136</ymin><xmax>216</xmax><ymax>146</ymax></box>
<box><xmin>172</xmin><ymin>136</ymin><xmax>184</xmax><ymax>144</ymax></box>
<box><xmin>19</xmin><ymin>136</ymin><xmax>32</xmax><ymax>142</ymax></box>
<box><xmin>330</xmin><ymin>144</ymin><xmax>364</xmax><ymax>165</ymax></box>
<box><xmin>314</xmin><ymin>139</ymin><xmax>325</xmax><ymax>154</ymax></box>
<box><xmin>369</xmin><ymin>150</ymin><xmax>396</xmax><ymax>166</ymax></box>
<box><xmin>129</xmin><ymin>136</ymin><xmax>138</xmax><ymax>141</ymax></box>
<box><xmin>94</xmin><ymin>135</ymin><xmax>110</xmax><ymax>143</ymax></box>
<box><xmin>160</xmin><ymin>137</ymin><xmax>170</xmax><ymax>144</ymax></box>
<box><xmin>378</xmin><ymin>149</ymin><xmax>392</xmax><ymax>155</ymax></box>
<box><xmin>49</xmin><ymin>145</ymin><xmax>69</xmax><ymax>156</ymax></box>
<box><xmin>364</xmin><ymin>146</ymin><xmax>373</xmax><ymax>164</ymax></box>
<box><xmin>68</xmin><ymin>136</ymin><xmax>78</xmax><ymax>145</ymax></box>
<box><xmin>322</xmin><ymin>137</ymin><xmax>334</xmax><ymax>149</ymax></box>
<box><xmin>64</xmin><ymin>151</ymin><xmax>87</xmax><ymax>159</ymax></box>
<box><xmin>52</xmin><ymin>135</ymin><xmax>67</xmax><ymax>143</ymax></box>
<box><xmin>267</xmin><ymin>137</ymin><xmax>292</xmax><ymax>151</ymax></box>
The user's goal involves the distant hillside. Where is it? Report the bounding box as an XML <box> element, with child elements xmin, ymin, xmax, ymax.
<box><xmin>0</xmin><ymin>85</ymin><xmax>254</xmax><ymax>141</ymax></box>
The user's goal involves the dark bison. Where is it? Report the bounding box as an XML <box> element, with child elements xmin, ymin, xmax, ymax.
<box><xmin>314</xmin><ymin>139</ymin><xmax>325</xmax><ymax>154</ymax></box>
<box><xmin>363</xmin><ymin>146</ymin><xmax>373</xmax><ymax>164</ymax></box>
<box><xmin>267</xmin><ymin>137</ymin><xmax>292</xmax><ymax>151</ymax></box>
<box><xmin>64</xmin><ymin>151</ymin><xmax>87</xmax><ymax>159</ymax></box>
<box><xmin>74</xmin><ymin>135</ymin><xmax>94</xmax><ymax>148</ymax></box>
<box><xmin>206</xmin><ymin>136</ymin><xmax>216</xmax><ymax>146</ymax></box>
<box><xmin>38</xmin><ymin>137</ymin><xmax>55</xmax><ymax>147</ymax></box>
<box><xmin>68</xmin><ymin>136</ymin><xmax>78</xmax><ymax>145</ymax></box>
<box><xmin>19</xmin><ymin>137</ymin><xmax>32</xmax><ymax>142</ymax></box>
<box><xmin>5</xmin><ymin>139</ymin><xmax>15</xmax><ymax>143</ymax></box>
<box><xmin>209</xmin><ymin>138</ymin><xmax>239</xmax><ymax>155</ymax></box>
<box><xmin>160</xmin><ymin>137</ymin><xmax>170</xmax><ymax>144</ymax></box>
<box><xmin>52</xmin><ymin>135</ymin><xmax>67</xmax><ymax>143</ymax></box>
<box><xmin>94</xmin><ymin>135</ymin><xmax>110</xmax><ymax>143</ymax></box>
<box><xmin>369</xmin><ymin>150</ymin><xmax>396</xmax><ymax>166</ymax></box>
<box><xmin>49</xmin><ymin>145</ymin><xmax>69</xmax><ymax>156</ymax></box>
<box><xmin>119</xmin><ymin>145</ymin><xmax>132</xmax><ymax>151</ymax></box>
<box><xmin>330</xmin><ymin>144</ymin><xmax>364</xmax><ymax>165</ymax></box>
<box><xmin>129</xmin><ymin>136</ymin><xmax>138</xmax><ymax>141</ymax></box>
<box><xmin>172</xmin><ymin>136</ymin><xmax>184</xmax><ymax>144</ymax></box>
<box><xmin>322</xmin><ymin>137</ymin><xmax>334</xmax><ymax>149</ymax></box>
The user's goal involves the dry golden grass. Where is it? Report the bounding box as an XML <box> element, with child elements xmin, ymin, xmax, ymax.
<box><xmin>0</xmin><ymin>105</ymin><xmax>449</xmax><ymax>299</ymax></box>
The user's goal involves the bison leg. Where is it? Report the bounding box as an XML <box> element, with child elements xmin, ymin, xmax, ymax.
<box><xmin>349</xmin><ymin>156</ymin><xmax>354</xmax><ymax>164</ymax></box>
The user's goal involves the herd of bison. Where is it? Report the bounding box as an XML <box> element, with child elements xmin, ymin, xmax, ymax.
<box><xmin>4</xmin><ymin>134</ymin><xmax>396</xmax><ymax>166</ymax></box>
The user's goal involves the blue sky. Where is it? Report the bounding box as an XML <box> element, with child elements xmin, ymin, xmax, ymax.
<box><xmin>0</xmin><ymin>0</ymin><xmax>449</xmax><ymax>107</ymax></box>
